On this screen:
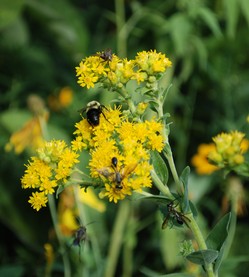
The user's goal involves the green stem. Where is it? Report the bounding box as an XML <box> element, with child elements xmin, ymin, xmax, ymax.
<box><xmin>163</xmin><ymin>146</ymin><xmax>183</xmax><ymax>194</ymax></box>
<box><xmin>73</xmin><ymin>186</ymin><xmax>103</xmax><ymax>277</ymax></box>
<box><xmin>48</xmin><ymin>195</ymin><xmax>71</xmax><ymax>277</ymax></box>
<box><xmin>104</xmin><ymin>200</ymin><xmax>131</xmax><ymax>277</ymax></box>
<box><xmin>187</xmin><ymin>213</ymin><xmax>216</xmax><ymax>277</ymax></box>
<box><xmin>115</xmin><ymin>0</ymin><xmax>126</xmax><ymax>57</ymax></box>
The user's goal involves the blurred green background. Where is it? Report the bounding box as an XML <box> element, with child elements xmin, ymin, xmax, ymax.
<box><xmin>0</xmin><ymin>0</ymin><xmax>249</xmax><ymax>276</ymax></box>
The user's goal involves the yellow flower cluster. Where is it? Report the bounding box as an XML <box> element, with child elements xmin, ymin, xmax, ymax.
<box><xmin>21</xmin><ymin>140</ymin><xmax>79</xmax><ymax>211</ymax></box>
<box><xmin>75</xmin><ymin>50</ymin><xmax>172</xmax><ymax>89</ymax></box>
<box><xmin>208</xmin><ymin>131</ymin><xmax>249</xmax><ymax>168</ymax></box>
<box><xmin>72</xmin><ymin>106</ymin><xmax>165</xmax><ymax>203</ymax></box>
<box><xmin>191</xmin><ymin>143</ymin><xmax>219</xmax><ymax>175</ymax></box>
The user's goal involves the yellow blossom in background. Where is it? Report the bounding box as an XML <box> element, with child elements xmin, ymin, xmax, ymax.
<box><xmin>48</xmin><ymin>86</ymin><xmax>73</xmax><ymax>111</ymax></box>
<box><xmin>21</xmin><ymin>140</ymin><xmax>80</xmax><ymax>211</ymax></box>
<box><xmin>5</xmin><ymin>95</ymin><xmax>49</xmax><ymax>154</ymax></box>
<box><xmin>191</xmin><ymin>143</ymin><xmax>219</xmax><ymax>175</ymax></box>
<box><xmin>5</xmin><ymin>117</ymin><xmax>46</xmax><ymax>154</ymax></box>
<box><xmin>209</xmin><ymin>131</ymin><xmax>247</xmax><ymax>168</ymax></box>
<box><xmin>79</xmin><ymin>188</ymin><xmax>106</xmax><ymax>212</ymax></box>
<box><xmin>44</xmin><ymin>243</ymin><xmax>54</xmax><ymax>268</ymax></box>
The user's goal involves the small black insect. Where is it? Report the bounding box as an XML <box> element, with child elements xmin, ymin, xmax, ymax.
<box><xmin>111</xmin><ymin>157</ymin><xmax>123</xmax><ymax>189</ymax></box>
<box><xmin>71</xmin><ymin>221</ymin><xmax>95</xmax><ymax>259</ymax></box>
<box><xmin>162</xmin><ymin>200</ymin><xmax>190</xmax><ymax>229</ymax></box>
<box><xmin>98</xmin><ymin>48</ymin><xmax>113</xmax><ymax>62</ymax></box>
<box><xmin>78</xmin><ymin>101</ymin><xmax>108</xmax><ymax>127</ymax></box>
<box><xmin>72</xmin><ymin>225</ymin><xmax>87</xmax><ymax>247</ymax></box>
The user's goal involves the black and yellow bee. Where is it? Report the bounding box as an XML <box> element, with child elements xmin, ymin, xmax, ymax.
<box><xmin>78</xmin><ymin>101</ymin><xmax>108</xmax><ymax>127</ymax></box>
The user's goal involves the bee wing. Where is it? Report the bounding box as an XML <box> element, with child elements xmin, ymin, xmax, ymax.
<box><xmin>121</xmin><ymin>163</ymin><xmax>138</xmax><ymax>178</ymax></box>
<box><xmin>97</xmin><ymin>167</ymin><xmax>114</xmax><ymax>179</ymax></box>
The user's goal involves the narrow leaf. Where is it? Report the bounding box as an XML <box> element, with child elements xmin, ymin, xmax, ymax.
<box><xmin>198</xmin><ymin>7</ymin><xmax>222</xmax><ymax>37</ymax></box>
<box><xmin>223</xmin><ymin>0</ymin><xmax>239</xmax><ymax>38</ymax></box>
<box><xmin>240</xmin><ymin>0</ymin><xmax>249</xmax><ymax>27</ymax></box>
<box><xmin>180</xmin><ymin>166</ymin><xmax>190</xmax><ymax>213</ymax></box>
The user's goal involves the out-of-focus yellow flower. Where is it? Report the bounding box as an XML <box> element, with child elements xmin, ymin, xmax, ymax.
<box><xmin>222</xmin><ymin>176</ymin><xmax>247</xmax><ymax>216</ymax></box>
<box><xmin>44</xmin><ymin>243</ymin><xmax>54</xmax><ymax>267</ymax></box>
<box><xmin>209</xmin><ymin>131</ymin><xmax>247</xmax><ymax>168</ymax></box>
<box><xmin>48</xmin><ymin>87</ymin><xmax>73</xmax><ymax>111</ymax></box>
<box><xmin>79</xmin><ymin>188</ymin><xmax>106</xmax><ymax>212</ymax></box>
<box><xmin>191</xmin><ymin>143</ymin><xmax>219</xmax><ymax>175</ymax></box>
<box><xmin>5</xmin><ymin>95</ymin><xmax>49</xmax><ymax>154</ymax></box>
<box><xmin>5</xmin><ymin>116</ymin><xmax>47</xmax><ymax>154</ymax></box>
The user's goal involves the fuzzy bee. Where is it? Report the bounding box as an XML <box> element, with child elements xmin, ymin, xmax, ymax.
<box><xmin>97</xmin><ymin>157</ymin><xmax>137</xmax><ymax>190</ymax></box>
<box><xmin>78</xmin><ymin>101</ymin><xmax>108</xmax><ymax>127</ymax></box>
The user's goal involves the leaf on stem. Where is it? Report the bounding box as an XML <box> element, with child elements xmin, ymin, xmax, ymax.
<box><xmin>186</xmin><ymin>249</ymin><xmax>219</xmax><ymax>265</ymax></box>
<box><xmin>205</xmin><ymin>212</ymin><xmax>231</xmax><ymax>274</ymax></box>
<box><xmin>180</xmin><ymin>166</ymin><xmax>190</xmax><ymax>213</ymax></box>
<box><xmin>150</xmin><ymin>150</ymin><xmax>168</xmax><ymax>185</ymax></box>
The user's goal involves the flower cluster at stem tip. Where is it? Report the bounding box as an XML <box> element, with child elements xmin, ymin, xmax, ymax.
<box><xmin>192</xmin><ymin>131</ymin><xmax>249</xmax><ymax>175</ymax></box>
<box><xmin>72</xmin><ymin>106</ymin><xmax>164</xmax><ymax>203</ymax></box>
<box><xmin>76</xmin><ymin>50</ymin><xmax>172</xmax><ymax>89</ymax></box>
<box><xmin>21</xmin><ymin>50</ymin><xmax>172</xmax><ymax>210</ymax></box>
<box><xmin>21</xmin><ymin>140</ymin><xmax>79</xmax><ymax>211</ymax></box>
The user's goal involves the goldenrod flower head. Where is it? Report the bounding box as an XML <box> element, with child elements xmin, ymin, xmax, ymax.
<box><xmin>191</xmin><ymin>143</ymin><xmax>219</xmax><ymax>175</ymax></box>
<box><xmin>209</xmin><ymin>131</ymin><xmax>247</xmax><ymax>168</ymax></box>
<box><xmin>73</xmin><ymin>106</ymin><xmax>164</xmax><ymax>203</ymax></box>
<box><xmin>28</xmin><ymin>191</ymin><xmax>48</xmax><ymax>211</ymax></box>
<box><xmin>21</xmin><ymin>140</ymin><xmax>79</xmax><ymax>211</ymax></box>
<box><xmin>135</xmin><ymin>50</ymin><xmax>172</xmax><ymax>76</ymax></box>
<box><xmin>76</xmin><ymin>50</ymin><xmax>172</xmax><ymax>90</ymax></box>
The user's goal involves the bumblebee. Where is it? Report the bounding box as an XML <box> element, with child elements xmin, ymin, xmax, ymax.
<box><xmin>78</xmin><ymin>101</ymin><xmax>108</xmax><ymax>127</ymax></box>
<box><xmin>97</xmin><ymin>48</ymin><xmax>113</xmax><ymax>62</ymax></box>
<box><xmin>162</xmin><ymin>201</ymin><xmax>191</xmax><ymax>229</ymax></box>
<box><xmin>97</xmin><ymin>157</ymin><xmax>137</xmax><ymax>190</ymax></box>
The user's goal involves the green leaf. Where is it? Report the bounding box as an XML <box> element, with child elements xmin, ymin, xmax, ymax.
<box><xmin>140</xmin><ymin>266</ymin><xmax>194</xmax><ymax>277</ymax></box>
<box><xmin>169</xmin><ymin>14</ymin><xmax>192</xmax><ymax>56</ymax></box>
<box><xmin>206</xmin><ymin>213</ymin><xmax>231</xmax><ymax>250</ymax></box>
<box><xmin>223</xmin><ymin>0</ymin><xmax>239</xmax><ymax>38</ymax></box>
<box><xmin>205</xmin><ymin>213</ymin><xmax>231</xmax><ymax>273</ymax></box>
<box><xmin>186</xmin><ymin>249</ymin><xmax>219</xmax><ymax>265</ymax></box>
<box><xmin>134</xmin><ymin>194</ymin><xmax>172</xmax><ymax>205</ymax></box>
<box><xmin>189</xmin><ymin>201</ymin><xmax>198</xmax><ymax>217</ymax></box>
<box><xmin>240</xmin><ymin>0</ymin><xmax>249</xmax><ymax>27</ymax></box>
<box><xmin>180</xmin><ymin>166</ymin><xmax>190</xmax><ymax>213</ymax></box>
<box><xmin>0</xmin><ymin>0</ymin><xmax>24</xmax><ymax>30</ymax></box>
<box><xmin>198</xmin><ymin>7</ymin><xmax>222</xmax><ymax>37</ymax></box>
<box><xmin>150</xmin><ymin>151</ymin><xmax>168</xmax><ymax>185</ymax></box>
